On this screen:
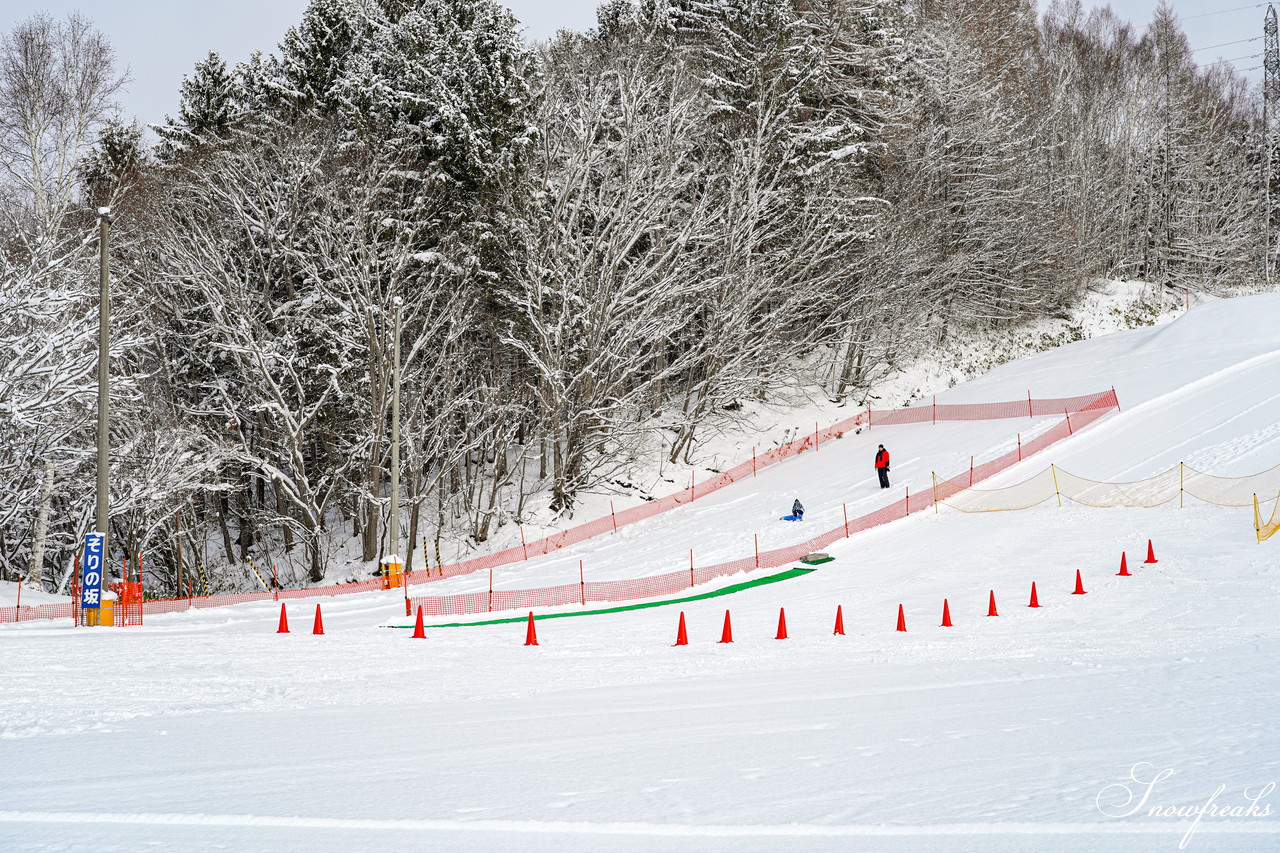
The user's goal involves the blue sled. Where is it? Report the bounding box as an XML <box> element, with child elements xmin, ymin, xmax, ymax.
<box><xmin>780</xmin><ymin>514</ymin><xmax>802</xmax><ymax>521</ymax></box>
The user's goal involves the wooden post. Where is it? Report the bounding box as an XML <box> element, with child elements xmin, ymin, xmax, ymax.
<box><xmin>932</xmin><ymin>395</ymin><xmax>936</xmax><ymax>424</ymax></box>
<box><xmin>1027</xmin><ymin>390</ymin><xmax>1033</xmax><ymax>417</ymax></box>
<box><xmin>520</xmin><ymin>526</ymin><xmax>528</xmax><ymax>561</ymax></box>
<box><xmin>691</xmin><ymin>470</ymin><xmax>695</xmax><ymax>501</ymax></box>
<box><xmin>842</xmin><ymin>503</ymin><xmax>849</xmax><ymax>537</ymax></box>
<box><xmin>970</xmin><ymin>455</ymin><xmax>974</xmax><ymax>486</ymax></box>
<box><xmin>610</xmin><ymin>501</ymin><xmax>617</xmax><ymax>533</ymax></box>
<box><xmin>905</xmin><ymin>486</ymin><xmax>910</xmax><ymax>515</ymax></box>
<box><xmin>1065</xmin><ymin>410</ymin><xmax>1073</xmax><ymax>435</ymax></box>
<box><xmin>579</xmin><ymin>560</ymin><xmax>585</xmax><ymax>606</ymax></box>
<box><xmin>814</xmin><ymin>422</ymin><xmax>820</xmax><ymax>449</ymax></box>
<box><xmin>689</xmin><ymin>550</ymin><xmax>694</xmax><ymax>587</ymax></box>
<box><xmin>1017</xmin><ymin>434</ymin><xmax>1022</xmax><ymax>461</ymax></box>
<box><xmin>754</xmin><ymin>534</ymin><xmax>759</xmax><ymax>568</ymax></box>
<box><xmin>488</xmin><ymin>569</ymin><xmax>493</xmax><ymax>612</ymax></box>
<box><xmin>752</xmin><ymin>446</ymin><xmax>757</xmax><ymax>477</ymax></box>
<box><xmin>272</xmin><ymin>563</ymin><xmax>278</xmax><ymax>601</ymax></box>
<box><xmin>866</xmin><ymin>403</ymin><xmax>871</xmax><ymax>430</ymax></box>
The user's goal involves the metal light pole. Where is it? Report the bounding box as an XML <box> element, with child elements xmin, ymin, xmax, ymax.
<box><xmin>1265</xmin><ymin>5</ymin><xmax>1279</xmax><ymax>286</ymax></box>
<box><xmin>96</xmin><ymin>207</ymin><xmax>111</xmax><ymax>564</ymax></box>
<box><xmin>389</xmin><ymin>298</ymin><xmax>402</xmax><ymax>565</ymax></box>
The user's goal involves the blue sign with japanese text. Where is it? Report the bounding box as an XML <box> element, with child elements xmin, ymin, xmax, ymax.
<box><xmin>81</xmin><ymin>533</ymin><xmax>104</xmax><ymax>609</ymax></box>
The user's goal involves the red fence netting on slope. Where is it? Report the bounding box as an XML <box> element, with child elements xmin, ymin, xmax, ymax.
<box><xmin>1</xmin><ymin>390</ymin><xmax>1116</xmax><ymax>625</ymax></box>
<box><xmin>408</xmin><ymin>390</ymin><xmax>1118</xmax><ymax>616</ymax></box>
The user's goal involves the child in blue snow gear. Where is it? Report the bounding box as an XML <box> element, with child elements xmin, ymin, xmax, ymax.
<box><xmin>875</xmin><ymin>444</ymin><xmax>890</xmax><ymax>489</ymax></box>
<box><xmin>792</xmin><ymin>499</ymin><xmax>804</xmax><ymax>520</ymax></box>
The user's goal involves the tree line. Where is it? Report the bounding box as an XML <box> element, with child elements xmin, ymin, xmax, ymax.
<box><xmin>0</xmin><ymin>0</ymin><xmax>1269</xmax><ymax>592</ymax></box>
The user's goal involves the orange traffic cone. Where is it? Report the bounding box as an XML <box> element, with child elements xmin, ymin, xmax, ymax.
<box><xmin>1072</xmin><ymin>569</ymin><xmax>1087</xmax><ymax>595</ymax></box>
<box><xmin>1118</xmin><ymin>552</ymin><xmax>1131</xmax><ymax>576</ymax></box>
<box><xmin>987</xmin><ymin>590</ymin><xmax>999</xmax><ymax>617</ymax></box>
<box><xmin>312</xmin><ymin>603</ymin><xmax>325</xmax><ymax>635</ymax></box>
<box><xmin>896</xmin><ymin>604</ymin><xmax>907</xmax><ymax>632</ymax></box>
<box><xmin>775</xmin><ymin>608</ymin><xmax>789</xmax><ymax>640</ymax></box>
<box><xmin>276</xmin><ymin>603</ymin><xmax>289</xmax><ymax>634</ymax></box>
<box><xmin>718</xmin><ymin>610</ymin><xmax>734</xmax><ymax>644</ymax></box>
<box><xmin>411</xmin><ymin>605</ymin><xmax>426</xmax><ymax>639</ymax></box>
<box><xmin>1144</xmin><ymin>540</ymin><xmax>1158</xmax><ymax>564</ymax></box>
<box><xmin>1028</xmin><ymin>582</ymin><xmax>1040</xmax><ymax>608</ymax></box>
<box><xmin>674</xmin><ymin>611</ymin><xmax>688</xmax><ymax>646</ymax></box>
<box><xmin>524</xmin><ymin>611</ymin><xmax>539</xmax><ymax>646</ymax></box>
<box><xmin>833</xmin><ymin>605</ymin><xmax>845</xmax><ymax>636</ymax></box>
<box><xmin>941</xmin><ymin>599</ymin><xmax>953</xmax><ymax>627</ymax></box>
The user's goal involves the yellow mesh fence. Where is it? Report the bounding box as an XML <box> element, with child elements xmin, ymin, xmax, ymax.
<box><xmin>1255</xmin><ymin>492</ymin><xmax>1280</xmax><ymax>542</ymax></box>
<box><xmin>933</xmin><ymin>468</ymin><xmax>1060</xmax><ymax>512</ymax></box>
<box><xmin>1052</xmin><ymin>467</ymin><xmax>1180</xmax><ymax>508</ymax></box>
<box><xmin>937</xmin><ymin>462</ymin><xmax>1280</xmax><ymax>513</ymax></box>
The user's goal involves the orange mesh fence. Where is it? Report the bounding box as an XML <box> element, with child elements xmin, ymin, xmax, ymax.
<box><xmin>0</xmin><ymin>602</ymin><xmax>75</xmax><ymax>624</ymax></box>
<box><xmin>8</xmin><ymin>389</ymin><xmax>1117</xmax><ymax>624</ymax></box>
<box><xmin>410</xmin><ymin>391</ymin><xmax>1116</xmax><ymax>617</ymax></box>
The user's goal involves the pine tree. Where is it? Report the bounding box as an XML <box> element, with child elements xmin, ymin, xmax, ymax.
<box><xmin>154</xmin><ymin>51</ymin><xmax>241</xmax><ymax>161</ymax></box>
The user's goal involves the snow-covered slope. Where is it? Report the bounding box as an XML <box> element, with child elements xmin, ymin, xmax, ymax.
<box><xmin>3</xmin><ymin>293</ymin><xmax>1279</xmax><ymax>853</ymax></box>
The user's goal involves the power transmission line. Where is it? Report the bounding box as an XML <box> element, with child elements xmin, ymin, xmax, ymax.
<box><xmin>1184</xmin><ymin>4</ymin><xmax>1266</xmax><ymax>21</ymax></box>
<box><xmin>1193</xmin><ymin>36</ymin><xmax>1261</xmax><ymax>52</ymax></box>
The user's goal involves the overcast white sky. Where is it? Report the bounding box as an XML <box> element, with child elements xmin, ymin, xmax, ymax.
<box><xmin>0</xmin><ymin>1</ymin><xmax>1268</xmax><ymax>131</ymax></box>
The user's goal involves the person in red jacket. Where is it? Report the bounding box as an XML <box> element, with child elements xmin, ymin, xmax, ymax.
<box><xmin>875</xmin><ymin>444</ymin><xmax>890</xmax><ymax>489</ymax></box>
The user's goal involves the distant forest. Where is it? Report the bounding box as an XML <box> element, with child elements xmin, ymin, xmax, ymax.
<box><xmin>1</xmin><ymin>0</ymin><xmax>1271</xmax><ymax>590</ymax></box>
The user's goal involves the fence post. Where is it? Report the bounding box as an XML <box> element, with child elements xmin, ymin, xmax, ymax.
<box><xmin>488</xmin><ymin>569</ymin><xmax>493</xmax><ymax>612</ymax></box>
<box><xmin>932</xmin><ymin>473</ymin><xmax>938</xmax><ymax>514</ymax></box>
<box><xmin>689</xmin><ymin>550</ymin><xmax>694</xmax><ymax>587</ymax></box>
<box><xmin>1180</xmin><ymin>462</ymin><xmax>1184</xmax><ymax>508</ymax></box>
<box><xmin>1112</xmin><ymin>386</ymin><xmax>1121</xmax><ymax>413</ymax></box>
<box><xmin>272</xmin><ymin>564</ymin><xmax>278</xmax><ymax>601</ymax></box>
<box><xmin>970</xmin><ymin>455</ymin><xmax>974</xmax><ymax>486</ymax></box>
<box><xmin>610</xmin><ymin>500</ymin><xmax>617</xmax><ymax>533</ymax></box>
<box><xmin>905</xmin><ymin>486</ymin><xmax>910</xmax><ymax>516</ymax></box>
<box><xmin>1017</xmin><ymin>434</ymin><xmax>1022</xmax><ymax>461</ymax></box>
<box><xmin>1255</xmin><ymin>494</ymin><xmax>1262</xmax><ymax>542</ymax></box>
<box><xmin>520</xmin><ymin>526</ymin><xmax>528</xmax><ymax>561</ymax></box>
<box><xmin>843</xmin><ymin>503</ymin><xmax>849</xmax><ymax>538</ymax></box>
<box><xmin>579</xmin><ymin>560</ymin><xmax>585</xmax><ymax>606</ymax></box>
<box><xmin>1065</xmin><ymin>410</ymin><xmax>1072</xmax><ymax>435</ymax></box>
<box><xmin>1028</xmin><ymin>390</ymin><xmax>1033</xmax><ymax>418</ymax></box>
<box><xmin>752</xmin><ymin>447</ymin><xmax>757</xmax><ymax>477</ymax></box>
<box><xmin>434</xmin><ymin>538</ymin><xmax>442</xmax><ymax>576</ymax></box>
<box><xmin>866</xmin><ymin>403</ymin><xmax>871</xmax><ymax>430</ymax></box>
<box><xmin>1051</xmin><ymin>464</ymin><xmax>1062</xmax><ymax>508</ymax></box>
<box><xmin>15</xmin><ymin>579</ymin><xmax>20</xmax><ymax>622</ymax></box>
<box><xmin>754</xmin><ymin>534</ymin><xmax>759</xmax><ymax>569</ymax></box>
<box><xmin>815</xmin><ymin>422</ymin><xmax>820</xmax><ymax>449</ymax></box>
<box><xmin>932</xmin><ymin>395</ymin><xmax>936</xmax><ymax>424</ymax></box>
<box><xmin>691</xmin><ymin>470</ymin><xmax>695</xmax><ymax>501</ymax></box>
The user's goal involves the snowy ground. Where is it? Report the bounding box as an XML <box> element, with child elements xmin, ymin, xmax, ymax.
<box><xmin>3</xmin><ymin>291</ymin><xmax>1279</xmax><ymax>852</ymax></box>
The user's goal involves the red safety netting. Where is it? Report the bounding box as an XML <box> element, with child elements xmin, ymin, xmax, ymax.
<box><xmin>0</xmin><ymin>601</ymin><xmax>75</xmax><ymax>624</ymax></box>
<box><xmin>8</xmin><ymin>389</ymin><xmax>1117</xmax><ymax>624</ymax></box>
<box><xmin>410</xmin><ymin>390</ymin><xmax>1118</xmax><ymax>616</ymax></box>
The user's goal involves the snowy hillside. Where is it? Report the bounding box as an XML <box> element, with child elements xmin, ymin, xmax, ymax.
<box><xmin>3</xmin><ymin>293</ymin><xmax>1279</xmax><ymax>853</ymax></box>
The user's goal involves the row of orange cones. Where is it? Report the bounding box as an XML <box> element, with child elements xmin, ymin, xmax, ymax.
<box><xmin>277</xmin><ymin>541</ymin><xmax>1157</xmax><ymax>641</ymax></box>
<box><xmin>672</xmin><ymin>540</ymin><xmax>1157</xmax><ymax>644</ymax></box>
